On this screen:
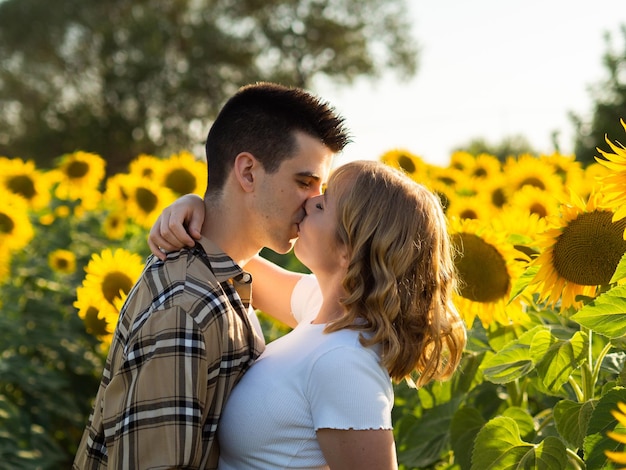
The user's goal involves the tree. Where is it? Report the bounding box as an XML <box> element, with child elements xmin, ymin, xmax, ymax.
<box><xmin>0</xmin><ymin>0</ymin><xmax>418</xmax><ymax>175</ymax></box>
<box><xmin>571</xmin><ymin>25</ymin><xmax>626</xmax><ymax>167</ymax></box>
<box><xmin>454</xmin><ymin>134</ymin><xmax>537</xmax><ymax>162</ymax></box>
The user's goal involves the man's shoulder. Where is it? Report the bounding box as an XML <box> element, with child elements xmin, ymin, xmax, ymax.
<box><xmin>127</xmin><ymin>250</ymin><xmax>219</xmax><ymax>310</ymax></box>
<box><xmin>146</xmin><ymin>247</ymin><xmax>220</xmax><ymax>285</ymax></box>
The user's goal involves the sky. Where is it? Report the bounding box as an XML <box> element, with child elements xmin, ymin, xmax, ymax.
<box><xmin>313</xmin><ymin>0</ymin><xmax>626</xmax><ymax>167</ymax></box>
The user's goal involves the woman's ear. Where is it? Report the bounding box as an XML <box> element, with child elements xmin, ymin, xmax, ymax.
<box><xmin>337</xmin><ymin>242</ymin><xmax>350</xmax><ymax>269</ymax></box>
<box><xmin>233</xmin><ymin>152</ymin><xmax>258</xmax><ymax>193</ymax></box>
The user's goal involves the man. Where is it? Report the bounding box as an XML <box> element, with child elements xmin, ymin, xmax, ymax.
<box><xmin>74</xmin><ymin>82</ymin><xmax>350</xmax><ymax>469</ymax></box>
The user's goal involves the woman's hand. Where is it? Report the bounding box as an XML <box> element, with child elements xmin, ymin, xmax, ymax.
<box><xmin>148</xmin><ymin>194</ymin><xmax>205</xmax><ymax>260</ymax></box>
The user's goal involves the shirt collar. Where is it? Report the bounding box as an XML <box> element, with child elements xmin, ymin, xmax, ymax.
<box><xmin>195</xmin><ymin>236</ymin><xmax>251</xmax><ymax>285</ymax></box>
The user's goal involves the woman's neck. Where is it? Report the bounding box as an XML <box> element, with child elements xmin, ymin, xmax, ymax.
<box><xmin>310</xmin><ymin>270</ymin><xmax>346</xmax><ymax>324</ymax></box>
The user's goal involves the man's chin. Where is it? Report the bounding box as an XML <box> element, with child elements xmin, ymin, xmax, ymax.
<box><xmin>266</xmin><ymin>239</ymin><xmax>297</xmax><ymax>255</ymax></box>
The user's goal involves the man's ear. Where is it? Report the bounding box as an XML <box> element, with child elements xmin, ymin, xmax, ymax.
<box><xmin>233</xmin><ymin>152</ymin><xmax>258</xmax><ymax>193</ymax></box>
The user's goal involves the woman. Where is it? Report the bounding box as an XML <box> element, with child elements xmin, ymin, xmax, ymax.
<box><xmin>149</xmin><ymin>160</ymin><xmax>466</xmax><ymax>469</ymax></box>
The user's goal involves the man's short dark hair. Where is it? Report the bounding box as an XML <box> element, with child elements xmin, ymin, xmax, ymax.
<box><xmin>205</xmin><ymin>82</ymin><xmax>350</xmax><ymax>194</ymax></box>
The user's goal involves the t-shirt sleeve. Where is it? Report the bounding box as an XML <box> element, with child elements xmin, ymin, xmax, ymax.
<box><xmin>290</xmin><ymin>274</ymin><xmax>323</xmax><ymax>324</ymax></box>
<box><xmin>307</xmin><ymin>346</ymin><xmax>394</xmax><ymax>431</ymax></box>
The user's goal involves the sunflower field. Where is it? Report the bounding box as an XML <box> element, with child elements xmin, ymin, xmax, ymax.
<box><xmin>2</xmin><ymin>121</ymin><xmax>626</xmax><ymax>469</ymax></box>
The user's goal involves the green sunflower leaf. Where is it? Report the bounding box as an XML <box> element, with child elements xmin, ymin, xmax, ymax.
<box><xmin>610</xmin><ymin>251</ymin><xmax>626</xmax><ymax>284</ymax></box>
<box><xmin>553</xmin><ymin>399</ymin><xmax>596</xmax><ymax>449</ymax></box>
<box><xmin>571</xmin><ymin>284</ymin><xmax>626</xmax><ymax>338</ymax></box>
<box><xmin>480</xmin><ymin>343</ymin><xmax>535</xmax><ymax>384</ymax></box>
<box><xmin>508</xmin><ymin>265</ymin><xmax>539</xmax><ymax>304</ymax></box>
<box><xmin>451</xmin><ymin>407</ymin><xmax>485</xmax><ymax>470</ymax></box>
<box><xmin>480</xmin><ymin>326</ymin><xmax>545</xmax><ymax>384</ymax></box>
<box><xmin>470</xmin><ymin>416</ymin><xmax>567</xmax><ymax>470</ymax></box>
<box><xmin>502</xmin><ymin>406</ymin><xmax>536</xmax><ymax>442</ymax></box>
<box><xmin>583</xmin><ymin>388</ymin><xmax>626</xmax><ymax>469</ymax></box>
<box><xmin>530</xmin><ymin>330</ymin><xmax>587</xmax><ymax>392</ymax></box>
<box><xmin>397</xmin><ymin>400</ymin><xmax>458</xmax><ymax>468</ymax></box>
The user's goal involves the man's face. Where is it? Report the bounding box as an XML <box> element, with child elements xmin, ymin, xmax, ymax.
<box><xmin>253</xmin><ymin>131</ymin><xmax>334</xmax><ymax>254</ymax></box>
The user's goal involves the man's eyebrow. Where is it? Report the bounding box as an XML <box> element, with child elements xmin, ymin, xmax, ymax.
<box><xmin>295</xmin><ymin>171</ymin><xmax>321</xmax><ymax>181</ymax></box>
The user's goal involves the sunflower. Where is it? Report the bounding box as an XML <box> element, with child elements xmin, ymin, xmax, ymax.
<box><xmin>445</xmin><ymin>193</ymin><xmax>495</xmax><ymax>221</ymax></box>
<box><xmin>0</xmin><ymin>188</ymin><xmax>34</xmax><ymax>252</ymax></box>
<box><xmin>48</xmin><ymin>249</ymin><xmax>76</xmax><ymax>275</ymax></box>
<box><xmin>468</xmin><ymin>153</ymin><xmax>502</xmax><ymax>180</ymax></box>
<box><xmin>605</xmin><ymin>401</ymin><xmax>626</xmax><ymax>469</ymax></box>
<box><xmin>160</xmin><ymin>151</ymin><xmax>207</xmax><ymax>196</ymax></box>
<box><xmin>428</xmin><ymin>165</ymin><xmax>474</xmax><ymax>195</ymax></box>
<box><xmin>103</xmin><ymin>210</ymin><xmax>128</xmax><ymax>240</ymax></box>
<box><xmin>474</xmin><ymin>173</ymin><xmax>511</xmax><ymax>209</ymax></box>
<box><xmin>422</xmin><ymin>179</ymin><xmax>456</xmax><ymax>213</ymax></box>
<box><xmin>491</xmin><ymin>207</ymin><xmax>547</xmax><ymax>261</ymax></box>
<box><xmin>448</xmin><ymin>150</ymin><xmax>476</xmax><ymax>172</ymax></box>
<box><xmin>595</xmin><ymin>119</ymin><xmax>626</xmax><ymax>224</ymax></box>
<box><xmin>380</xmin><ymin>149</ymin><xmax>427</xmax><ymax>181</ymax></box>
<box><xmin>528</xmin><ymin>190</ymin><xmax>626</xmax><ymax>311</ymax></box>
<box><xmin>51</xmin><ymin>151</ymin><xmax>106</xmax><ymax>210</ymax></box>
<box><xmin>105</xmin><ymin>173</ymin><xmax>177</xmax><ymax>229</ymax></box>
<box><xmin>74</xmin><ymin>285</ymin><xmax>119</xmax><ymax>339</ymax></box>
<box><xmin>0</xmin><ymin>156</ymin><xmax>52</xmax><ymax>210</ymax></box>
<box><xmin>128</xmin><ymin>154</ymin><xmax>163</xmax><ymax>179</ymax></box>
<box><xmin>79</xmin><ymin>248</ymin><xmax>144</xmax><ymax>310</ymax></box>
<box><xmin>538</xmin><ymin>152</ymin><xmax>582</xmax><ymax>184</ymax></box>
<box><xmin>506</xmin><ymin>185</ymin><xmax>560</xmax><ymax>219</ymax></box>
<box><xmin>448</xmin><ymin>217</ymin><xmax>529</xmax><ymax>327</ymax></box>
<box><xmin>503</xmin><ymin>153</ymin><xmax>565</xmax><ymax>197</ymax></box>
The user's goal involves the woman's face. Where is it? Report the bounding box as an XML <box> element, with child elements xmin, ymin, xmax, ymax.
<box><xmin>294</xmin><ymin>183</ymin><xmax>346</xmax><ymax>275</ymax></box>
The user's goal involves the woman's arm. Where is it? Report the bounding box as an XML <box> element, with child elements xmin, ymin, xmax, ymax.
<box><xmin>317</xmin><ymin>428</ymin><xmax>398</xmax><ymax>470</ymax></box>
<box><xmin>245</xmin><ymin>255</ymin><xmax>302</xmax><ymax>328</ymax></box>
<box><xmin>148</xmin><ymin>195</ymin><xmax>304</xmax><ymax>327</ymax></box>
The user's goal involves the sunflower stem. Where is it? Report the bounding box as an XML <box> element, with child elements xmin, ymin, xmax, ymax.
<box><xmin>581</xmin><ymin>327</ymin><xmax>595</xmax><ymax>402</ymax></box>
<box><xmin>534</xmin><ymin>408</ymin><xmax>554</xmax><ymax>434</ymax></box>
<box><xmin>591</xmin><ymin>340</ymin><xmax>614</xmax><ymax>388</ymax></box>
<box><xmin>569</xmin><ymin>376</ymin><xmax>584</xmax><ymax>403</ymax></box>
<box><xmin>566</xmin><ymin>448</ymin><xmax>586</xmax><ymax>470</ymax></box>
<box><xmin>507</xmin><ymin>379</ymin><xmax>525</xmax><ymax>407</ymax></box>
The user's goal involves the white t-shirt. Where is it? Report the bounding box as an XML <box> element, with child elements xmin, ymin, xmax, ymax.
<box><xmin>218</xmin><ymin>274</ymin><xmax>394</xmax><ymax>469</ymax></box>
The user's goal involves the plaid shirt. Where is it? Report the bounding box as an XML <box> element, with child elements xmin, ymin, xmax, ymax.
<box><xmin>73</xmin><ymin>237</ymin><xmax>265</xmax><ymax>469</ymax></box>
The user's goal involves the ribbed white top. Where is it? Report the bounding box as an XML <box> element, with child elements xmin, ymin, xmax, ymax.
<box><xmin>218</xmin><ymin>275</ymin><xmax>393</xmax><ymax>469</ymax></box>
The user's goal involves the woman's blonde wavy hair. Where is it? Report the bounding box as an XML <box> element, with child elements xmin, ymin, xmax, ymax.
<box><xmin>324</xmin><ymin>160</ymin><xmax>466</xmax><ymax>386</ymax></box>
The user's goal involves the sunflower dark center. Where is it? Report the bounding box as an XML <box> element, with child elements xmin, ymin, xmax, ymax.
<box><xmin>55</xmin><ymin>258</ymin><xmax>69</xmax><ymax>270</ymax></box>
<box><xmin>553</xmin><ymin>210</ymin><xmax>626</xmax><ymax>286</ymax></box>
<box><xmin>435</xmin><ymin>192</ymin><xmax>449</xmax><ymax>212</ymax></box>
<box><xmin>491</xmin><ymin>188</ymin><xmax>507</xmax><ymax>208</ymax></box>
<box><xmin>452</xmin><ymin>233</ymin><xmax>511</xmax><ymax>302</ymax></box>
<box><xmin>519</xmin><ymin>177</ymin><xmax>546</xmax><ymax>190</ymax></box>
<box><xmin>473</xmin><ymin>167</ymin><xmax>488</xmax><ymax>178</ymax></box>
<box><xmin>459</xmin><ymin>209</ymin><xmax>479</xmax><ymax>220</ymax></box>
<box><xmin>109</xmin><ymin>216</ymin><xmax>121</xmax><ymax>228</ymax></box>
<box><xmin>102</xmin><ymin>271</ymin><xmax>133</xmax><ymax>304</ymax></box>
<box><xmin>8</xmin><ymin>175</ymin><xmax>36</xmax><ymax>199</ymax></box>
<box><xmin>530</xmin><ymin>203</ymin><xmax>548</xmax><ymax>218</ymax></box>
<box><xmin>66</xmin><ymin>160</ymin><xmax>90</xmax><ymax>179</ymax></box>
<box><xmin>83</xmin><ymin>306</ymin><xmax>109</xmax><ymax>336</ymax></box>
<box><xmin>165</xmin><ymin>168</ymin><xmax>197</xmax><ymax>195</ymax></box>
<box><xmin>135</xmin><ymin>187</ymin><xmax>158</xmax><ymax>213</ymax></box>
<box><xmin>0</xmin><ymin>213</ymin><xmax>15</xmax><ymax>234</ymax></box>
<box><xmin>398</xmin><ymin>155</ymin><xmax>416</xmax><ymax>174</ymax></box>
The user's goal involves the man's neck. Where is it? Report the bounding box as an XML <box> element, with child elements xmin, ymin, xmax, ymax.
<box><xmin>200</xmin><ymin>204</ymin><xmax>258</xmax><ymax>267</ymax></box>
